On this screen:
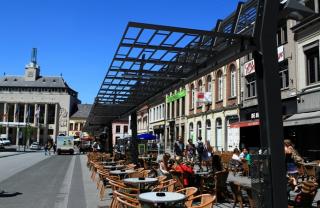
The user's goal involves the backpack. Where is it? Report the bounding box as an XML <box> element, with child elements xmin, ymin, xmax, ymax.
<box><xmin>197</xmin><ymin>141</ymin><xmax>204</xmax><ymax>153</ymax></box>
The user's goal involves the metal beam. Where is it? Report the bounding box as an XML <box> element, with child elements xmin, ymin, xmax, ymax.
<box><xmin>109</xmin><ymin>68</ymin><xmax>188</xmax><ymax>77</ymax></box>
<box><xmin>128</xmin><ymin>21</ymin><xmax>249</xmax><ymax>39</ymax></box>
<box><xmin>119</xmin><ymin>43</ymin><xmax>213</xmax><ymax>54</ymax></box>
<box><xmin>253</xmin><ymin>0</ymin><xmax>287</xmax><ymax>207</ymax></box>
<box><xmin>113</xmin><ymin>57</ymin><xmax>197</xmax><ymax>67</ymax></box>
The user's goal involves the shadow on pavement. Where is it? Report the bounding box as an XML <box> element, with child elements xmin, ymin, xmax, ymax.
<box><xmin>0</xmin><ymin>190</ymin><xmax>23</xmax><ymax>197</ymax></box>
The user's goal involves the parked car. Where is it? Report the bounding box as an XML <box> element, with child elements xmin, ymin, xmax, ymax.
<box><xmin>30</xmin><ymin>142</ymin><xmax>41</xmax><ymax>150</ymax></box>
<box><xmin>0</xmin><ymin>138</ymin><xmax>11</xmax><ymax>146</ymax></box>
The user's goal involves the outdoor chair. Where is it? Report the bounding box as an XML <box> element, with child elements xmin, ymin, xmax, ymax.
<box><xmin>152</xmin><ymin>179</ymin><xmax>177</xmax><ymax>192</ymax></box>
<box><xmin>214</xmin><ymin>170</ymin><xmax>229</xmax><ymax>202</ymax></box>
<box><xmin>176</xmin><ymin>187</ymin><xmax>198</xmax><ymax>206</ymax></box>
<box><xmin>112</xmin><ymin>190</ymin><xmax>139</xmax><ymax>208</ymax></box>
<box><xmin>116</xmin><ymin>196</ymin><xmax>140</xmax><ymax>208</ymax></box>
<box><xmin>185</xmin><ymin>194</ymin><xmax>216</xmax><ymax>208</ymax></box>
<box><xmin>96</xmin><ymin>169</ymin><xmax>110</xmax><ymax>190</ymax></box>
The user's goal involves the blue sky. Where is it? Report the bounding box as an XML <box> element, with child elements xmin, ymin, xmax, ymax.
<box><xmin>0</xmin><ymin>0</ymin><xmax>240</xmax><ymax>104</ymax></box>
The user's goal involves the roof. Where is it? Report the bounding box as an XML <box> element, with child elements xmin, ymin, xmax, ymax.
<box><xmin>0</xmin><ymin>76</ymin><xmax>67</xmax><ymax>88</ymax></box>
<box><xmin>71</xmin><ymin>104</ymin><xmax>93</xmax><ymax>119</ymax></box>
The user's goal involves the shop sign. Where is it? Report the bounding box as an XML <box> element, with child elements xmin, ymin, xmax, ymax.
<box><xmin>197</xmin><ymin>92</ymin><xmax>212</xmax><ymax>104</ymax></box>
<box><xmin>166</xmin><ymin>89</ymin><xmax>186</xmax><ymax>103</ymax></box>
<box><xmin>244</xmin><ymin>46</ymin><xmax>284</xmax><ymax>76</ymax></box>
<box><xmin>227</xmin><ymin>127</ymin><xmax>240</xmax><ymax>151</ymax></box>
<box><xmin>278</xmin><ymin>45</ymin><xmax>284</xmax><ymax>62</ymax></box>
<box><xmin>251</xmin><ymin>112</ymin><xmax>259</xmax><ymax>119</ymax></box>
<box><xmin>244</xmin><ymin>59</ymin><xmax>255</xmax><ymax>76</ymax></box>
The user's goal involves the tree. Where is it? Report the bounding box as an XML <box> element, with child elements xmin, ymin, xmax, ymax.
<box><xmin>22</xmin><ymin>125</ymin><xmax>36</xmax><ymax>150</ymax></box>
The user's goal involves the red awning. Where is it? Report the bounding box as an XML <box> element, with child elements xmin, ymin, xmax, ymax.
<box><xmin>229</xmin><ymin>120</ymin><xmax>260</xmax><ymax>128</ymax></box>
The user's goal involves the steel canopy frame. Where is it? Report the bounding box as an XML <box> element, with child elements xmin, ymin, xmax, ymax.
<box><xmin>89</xmin><ymin>1</ymin><xmax>257</xmax><ymax>126</ymax></box>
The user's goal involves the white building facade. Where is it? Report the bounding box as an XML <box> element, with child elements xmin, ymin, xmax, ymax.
<box><xmin>0</xmin><ymin>51</ymin><xmax>79</xmax><ymax>145</ymax></box>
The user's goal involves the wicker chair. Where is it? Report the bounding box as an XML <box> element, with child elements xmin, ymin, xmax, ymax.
<box><xmin>185</xmin><ymin>194</ymin><xmax>216</xmax><ymax>208</ymax></box>
<box><xmin>176</xmin><ymin>187</ymin><xmax>198</xmax><ymax>206</ymax></box>
<box><xmin>116</xmin><ymin>196</ymin><xmax>140</xmax><ymax>208</ymax></box>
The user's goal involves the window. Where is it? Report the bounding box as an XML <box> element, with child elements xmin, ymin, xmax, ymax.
<box><xmin>217</xmin><ymin>71</ymin><xmax>223</xmax><ymax>101</ymax></box>
<box><xmin>167</xmin><ymin>103</ymin><xmax>170</xmax><ymax>119</ymax></box>
<box><xmin>75</xmin><ymin>123</ymin><xmax>79</xmax><ymax>131</ymax></box>
<box><xmin>116</xmin><ymin>125</ymin><xmax>121</xmax><ymax>133</ymax></box>
<box><xmin>181</xmin><ymin>97</ymin><xmax>185</xmax><ymax>116</ymax></box>
<box><xmin>197</xmin><ymin>80</ymin><xmax>203</xmax><ymax>107</ymax></box>
<box><xmin>305</xmin><ymin>0</ymin><xmax>319</xmax><ymax>13</ymax></box>
<box><xmin>246</xmin><ymin>75</ymin><xmax>256</xmax><ymax>98</ymax></box>
<box><xmin>80</xmin><ymin>123</ymin><xmax>83</xmax><ymax>131</ymax></box>
<box><xmin>206</xmin><ymin>75</ymin><xmax>212</xmax><ymax>92</ymax></box>
<box><xmin>171</xmin><ymin>102</ymin><xmax>174</xmax><ymax>118</ymax></box>
<box><xmin>215</xmin><ymin>118</ymin><xmax>223</xmax><ymax>151</ymax></box>
<box><xmin>69</xmin><ymin>123</ymin><xmax>74</xmax><ymax>131</ymax></box>
<box><xmin>197</xmin><ymin>121</ymin><xmax>202</xmax><ymax>138</ymax></box>
<box><xmin>48</xmin><ymin>129</ymin><xmax>54</xmax><ymax>135</ymax></box>
<box><xmin>230</xmin><ymin>65</ymin><xmax>237</xmax><ymax>97</ymax></box>
<box><xmin>189</xmin><ymin>122</ymin><xmax>194</xmax><ymax>140</ymax></box>
<box><xmin>176</xmin><ymin>99</ymin><xmax>180</xmax><ymax>117</ymax></box>
<box><xmin>304</xmin><ymin>41</ymin><xmax>320</xmax><ymax>85</ymax></box>
<box><xmin>206</xmin><ymin>119</ymin><xmax>211</xmax><ymax>141</ymax></box>
<box><xmin>190</xmin><ymin>84</ymin><xmax>195</xmax><ymax>109</ymax></box>
<box><xmin>279</xmin><ymin>60</ymin><xmax>289</xmax><ymax>89</ymax></box>
<box><xmin>276</xmin><ymin>24</ymin><xmax>288</xmax><ymax>46</ymax></box>
<box><xmin>124</xmin><ymin>126</ymin><xmax>128</xmax><ymax>134</ymax></box>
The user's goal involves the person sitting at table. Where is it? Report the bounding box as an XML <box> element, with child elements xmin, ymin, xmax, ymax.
<box><xmin>171</xmin><ymin>156</ymin><xmax>195</xmax><ymax>187</ymax></box>
<box><xmin>284</xmin><ymin>139</ymin><xmax>303</xmax><ymax>178</ymax></box>
<box><xmin>228</xmin><ymin>148</ymin><xmax>243</xmax><ymax>172</ymax></box>
<box><xmin>159</xmin><ymin>153</ymin><xmax>172</xmax><ymax>178</ymax></box>
<box><xmin>239</xmin><ymin>148</ymin><xmax>248</xmax><ymax>162</ymax></box>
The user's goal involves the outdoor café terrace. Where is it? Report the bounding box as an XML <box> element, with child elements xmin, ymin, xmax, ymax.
<box><xmin>85</xmin><ymin>0</ymin><xmax>319</xmax><ymax>207</ymax></box>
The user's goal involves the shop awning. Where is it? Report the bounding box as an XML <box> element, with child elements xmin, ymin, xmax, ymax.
<box><xmin>137</xmin><ymin>133</ymin><xmax>157</xmax><ymax>140</ymax></box>
<box><xmin>283</xmin><ymin>111</ymin><xmax>320</xmax><ymax>126</ymax></box>
<box><xmin>229</xmin><ymin>120</ymin><xmax>260</xmax><ymax>128</ymax></box>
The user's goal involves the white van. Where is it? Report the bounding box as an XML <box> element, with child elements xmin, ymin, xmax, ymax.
<box><xmin>0</xmin><ymin>134</ymin><xmax>11</xmax><ymax>146</ymax></box>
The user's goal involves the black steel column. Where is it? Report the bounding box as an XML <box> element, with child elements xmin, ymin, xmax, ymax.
<box><xmin>130</xmin><ymin>111</ymin><xmax>138</xmax><ymax>164</ymax></box>
<box><xmin>253</xmin><ymin>0</ymin><xmax>287</xmax><ymax>207</ymax></box>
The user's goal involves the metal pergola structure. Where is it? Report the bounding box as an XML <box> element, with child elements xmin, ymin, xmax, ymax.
<box><xmin>87</xmin><ymin>1</ymin><xmax>257</xmax><ymax>128</ymax></box>
<box><xmin>85</xmin><ymin>0</ymin><xmax>315</xmax><ymax>207</ymax></box>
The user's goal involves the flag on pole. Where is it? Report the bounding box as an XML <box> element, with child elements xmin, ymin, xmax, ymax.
<box><xmin>15</xmin><ymin>104</ymin><xmax>20</xmax><ymax>120</ymax></box>
<box><xmin>35</xmin><ymin>105</ymin><xmax>40</xmax><ymax>126</ymax></box>
<box><xmin>26</xmin><ymin>105</ymin><xmax>30</xmax><ymax>123</ymax></box>
<box><xmin>35</xmin><ymin>106</ymin><xmax>40</xmax><ymax>118</ymax></box>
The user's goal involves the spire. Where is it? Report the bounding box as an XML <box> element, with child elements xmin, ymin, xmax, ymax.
<box><xmin>25</xmin><ymin>48</ymin><xmax>40</xmax><ymax>81</ymax></box>
<box><xmin>31</xmin><ymin>48</ymin><xmax>37</xmax><ymax>64</ymax></box>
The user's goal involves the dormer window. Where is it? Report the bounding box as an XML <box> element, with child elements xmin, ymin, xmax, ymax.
<box><xmin>43</xmin><ymin>79</ymin><xmax>46</xmax><ymax>82</ymax></box>
<box><xmin>53</xmin><ymin>79</ymin><xmax>56</xmax><ymax>82</ymax></box>
<box><xmin>4</xmin><ymin>78</ymin><xmax>7</xmax><ymax>81</ymax></box>
<box><xmin>14</xmin><ymin>78</ymin><xmax>17</xmax><ymax>81</ymax></box>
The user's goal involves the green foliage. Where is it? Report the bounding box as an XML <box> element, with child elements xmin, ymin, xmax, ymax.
<box><xmin>22</xmin><ymin>125</ymin><xmax>36</xmax><ymax>139</ymax></box>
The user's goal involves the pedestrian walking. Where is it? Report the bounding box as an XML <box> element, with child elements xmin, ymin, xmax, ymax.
<box><xmin>53</xmin><ymin>143</ymin><xmax>56</xmax><ymax>155</ymax></box>
<box><xmin>44</xmin><ymin>143</ymin><xmax>48</xmax><ymax>156</ymax></box>
<box><xmin>196</xmin><ymin>137</ymin><xmax>204</xmax><ymax>170</ymax></box>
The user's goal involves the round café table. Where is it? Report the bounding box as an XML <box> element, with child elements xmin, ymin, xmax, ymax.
<box><xmin>100</xmin><ymin>161</ymin><xmax>116</xmax><ymax>165</ymax></box>
<box><xmin>109</xmin><ymin>169</ymin><xmax>136</xmax><ymax>179</ymax></box>
<box><xmin>138</xmin><ymin>192</ymin><xmax>186</xmax><ymax>208</ymax></box>
<box><xmin>124</xmin><ymin>177</ymin><xmax>158</xmax><ymax>191</ymax></box>
<box><xmin>104</xmin><ymin>165</ymin><xmax>125</xmax><ymax>170</ymax></box>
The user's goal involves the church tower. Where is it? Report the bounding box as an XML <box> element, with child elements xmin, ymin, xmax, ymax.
<box><xmin>24</xmin><ymin>48</ymin><xmax>40</xmax><ymax>81</ymax></box>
